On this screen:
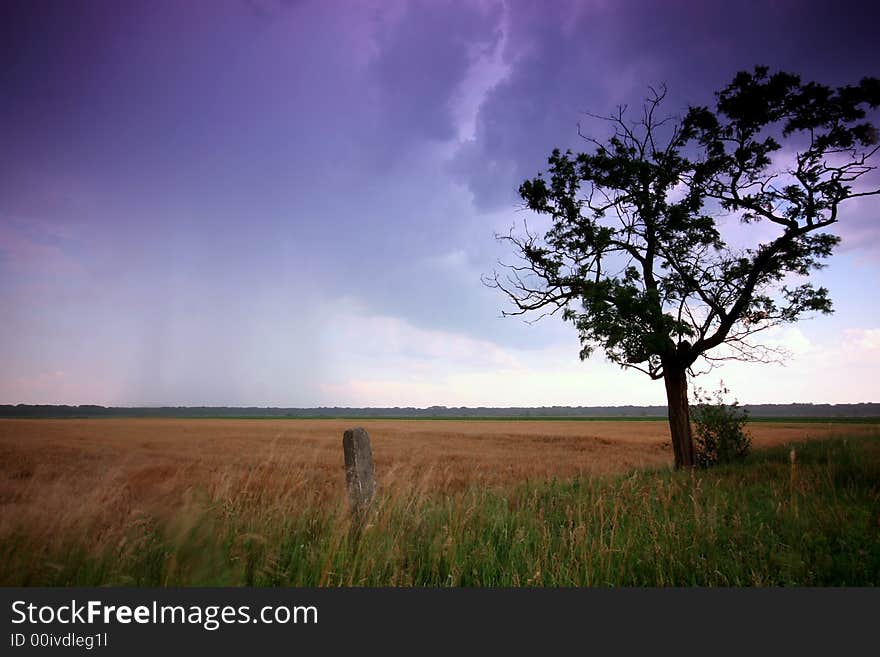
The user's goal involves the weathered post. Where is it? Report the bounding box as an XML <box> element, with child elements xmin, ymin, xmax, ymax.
<box><xmin>343</xmin><ymin>427</ymin><xmax>376</xmax><ymax>518</ymax></box>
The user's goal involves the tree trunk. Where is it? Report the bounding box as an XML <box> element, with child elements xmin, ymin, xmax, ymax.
<box><xmin>663</xmin><ymin>366</ymin><xmax>695</xmax><ymax>469</ymax></box>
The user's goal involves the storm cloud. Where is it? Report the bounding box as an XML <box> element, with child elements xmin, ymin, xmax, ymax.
<box><xmin>1</xmin><ymin>0</ymin><xmax>878</xmax><ymax>405</ymax></box>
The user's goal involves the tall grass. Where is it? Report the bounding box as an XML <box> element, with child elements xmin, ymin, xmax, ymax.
<box><xmin>2</xmin><ymin>434</ymin><xmax>877</xmax><ymax>586</ymax></box>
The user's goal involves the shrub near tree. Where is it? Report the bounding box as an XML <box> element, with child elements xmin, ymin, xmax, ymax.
<box><xmin>491</xmin><ymin>67</ymin><xmax>880</xmax><ymax>467</ymax></box>
<box><xmin>691</xmin><ymin>384</ymin><xmax>751</xmax><ymax>468</ymax></box>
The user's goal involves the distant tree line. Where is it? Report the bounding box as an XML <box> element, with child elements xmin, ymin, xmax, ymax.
<box><xmin>1</xmin><ymin>403</ymin><xmax>878</xmax><ymax>419</ymax></box>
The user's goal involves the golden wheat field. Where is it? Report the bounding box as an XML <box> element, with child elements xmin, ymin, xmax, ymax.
<box><xmin>2</xmin><ymin>417</ymin><xmax>878</xmax><ymax>586</ymax></box>
<box><xmin>1</xmin><ymin>417</ymin><xmax>875</xmax><ymax>524</ymax></box>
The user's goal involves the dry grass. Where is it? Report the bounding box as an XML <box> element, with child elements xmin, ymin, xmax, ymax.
<box><xmin>0</xmin><ymin>417</ymin><xmax>874</xmax><ymax>544</ymax></box>
<box><xmin>0</xmin><ymin>418</ymin><xmax>877</xmax><ymax>585</ymax></box>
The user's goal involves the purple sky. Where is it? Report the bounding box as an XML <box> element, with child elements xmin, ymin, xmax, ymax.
<box><xmin>2</xmin><ymin>0</ymin><xmax>879</xmax><ymax>406</ymax></box>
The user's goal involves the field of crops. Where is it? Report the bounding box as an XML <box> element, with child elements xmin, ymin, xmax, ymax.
<box><xmin>1</xmin><ymin>418</ymin><xmax>877</xmax><ymax>585</ymax></box>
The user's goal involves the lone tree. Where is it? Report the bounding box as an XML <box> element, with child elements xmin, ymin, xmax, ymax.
<box><xmin>490</xmin><ymin>67</ymin><xmax>879</xmax><ymax>468</ymax></box>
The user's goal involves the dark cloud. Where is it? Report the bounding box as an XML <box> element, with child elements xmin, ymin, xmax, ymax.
<box><xmin>366</xmin><ymin>0</ymin><xmax>502</xmax><ymax>159</ymax></box>
<box><xmin>2</xmin><ymin>0</ymin><xmax>879</xmax><ymax>404</ymax></box>
<box><xmin>452</xmin><ymin>0</ymin><xmax>880</xmax><ymax>211</ymax></box>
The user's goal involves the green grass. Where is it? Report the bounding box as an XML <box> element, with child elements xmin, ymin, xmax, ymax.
<box><xmin>2</xmin><ymin>434</ymin><xmax>878</xmax><ymax>586</ymax></box>
<box><xmin>16</xmin><ymin>415</ymin><xmax>880</xmax><ymax>423</ymax></box>
<box><xmin>746</xmin><ymin>416</ymin><xmax>880</xmax><ymax>424</ymax></box>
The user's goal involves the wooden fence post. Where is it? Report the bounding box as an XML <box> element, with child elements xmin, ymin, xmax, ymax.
<box><xmin>343</xmin><ymin>427</ymin><xmax>376</xmax><ymax>517</ymax></box>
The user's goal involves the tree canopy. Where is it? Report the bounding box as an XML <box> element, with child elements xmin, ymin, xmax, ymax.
<box><xmin>491</xmin><ymin>67</ymin><xmax>880</xmax><ymax>467</ymax></box>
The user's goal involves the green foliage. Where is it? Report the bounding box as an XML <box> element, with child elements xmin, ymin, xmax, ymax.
<box><xmin>497</xmin><ymin>67</ymin><xmax>880</xmax><ymax>379</ymax></box>
<box><xmin>691</xmin><ymin>384</ymin><xmax>752</xmax><ymax>468</ymax></box>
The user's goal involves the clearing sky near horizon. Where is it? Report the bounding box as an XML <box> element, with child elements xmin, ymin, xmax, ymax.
<box><xmin>1</xmin><ymin>0</ymin><xmax>879</xmax><ymax>407</ymax></box>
